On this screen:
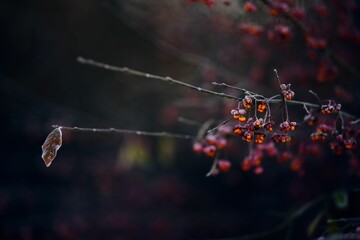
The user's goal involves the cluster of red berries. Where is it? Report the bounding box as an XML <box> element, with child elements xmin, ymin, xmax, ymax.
<box><xmin>241</xmin><ymin>142</ymin><xmax>277</xmax><ymax>174</ymax></box>
<box><xmin>304</xmin><ymin>99</ymin><xmax>359</xmax><ymax>155</ymax></box>
<box><xmin>193</xmin><ymin>125</ymin><xmax>231</xmax><ymax>158</ymax></box>
<box><xmin>271</xmin><ymin>121</ymin><xmax>296</xmax><ymax>143</ymax></box>
<box><xmin>192</xmin><ymin>125</ymin><xmax>234</xmax><ymax>175</ymax></box>
<box><xmin>230</xmin><ymin>95</ymin><xmax>277</xmax><ymax>145</ymax></box>
<box><xmin>321</xmin><ymin>100</ymin><xmax>341</xmax><ymax>115</ymax></box>
<box><xmin>310</xmin><ymin>123</ymin><xmax>358</xmax><ymax>154</ymax></box>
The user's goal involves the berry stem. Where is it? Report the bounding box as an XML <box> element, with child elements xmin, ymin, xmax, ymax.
<box><xmin>207</xmin><ymin>117</ymin><xmax>233</xmax><ymax>134</ymax></box>
<box><xmin>212</xmin><ymin>81</ymin><xmax>265</xmax><ymax>99</ymax></box>
<box><xmin>206</xmin><ymin>151</ymin><xmax>220</xmax><ymax>177</ymax></box>
<box><xmin>177</xmin><ymin>117</ymin><xmax>202</xmax><ymax>127</ymax></box>
<box><xmin>274</xmin><ymin>69</ymin><xmax>289</xmax><ymax>121</ymax></box>
<box><xmin>309</xmin><ymin>90</ymin><xmax>321</xmax><ymax>104</ymax></box>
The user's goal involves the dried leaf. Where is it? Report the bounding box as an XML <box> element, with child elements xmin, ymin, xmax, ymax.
<box><xmin>41</xmin><ymin>127</ymin><xmax>62</xmax><ymax>167</ymax></box>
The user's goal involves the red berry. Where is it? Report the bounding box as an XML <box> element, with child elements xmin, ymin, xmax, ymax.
<box><xmin>257</xmin><ymin>102</ymin><xmax>266</xmax><ymax>113</ymax></box>
<box><xmin>242</xmin><ymin>158</ymin><xmax>251</xmax><ymax>171</ymax></box>
<box><xmin>254</xmin><ymin>166</ymin><xmax>264</xmax><ymax>175</ymax></box>
<box><xmin>206</xmin><ymin>134</ymin><xmax>217</xmax><ymax>145</ymax></box>
<box><xmin>216</xmin><ymin>138</ymin><xmax>227</xmax><ymax>149</ymax></box>
<box><xmin>217</xmin><ymin>159</ymin><xmax>231</xmax><ymax>173</ymax></box>
<box><xmin>291</xmin><ymin>7</ymin><xmax>305</xmax><ymax>20</ymax></box>
<box><xmin>233</xmin><ymin>125</ymin><xmax>244</xmax><ymax>136</ymax></box>
<box><xmin>193</xmin><ymin>142</ymin><xmax>203</xmax><ymax>154</ymax></box>
<box><xmin>203</xmin><ymin>145</ymin><xmax>217</xmax><ymax>157</ymax></box>
<box><xmin>290</xmin><ymin>158</ymin><xmax>303</xmax><ymax>172</ymax></box>
<box><xmin>242</xmin><ymin>131</ymin><xmax>254</xmax><ymax>142</ymax></box>
<box><xmin>243</xmin><ymin>2</ymin><xmax>257</xmax><ymax>13</ymax></box>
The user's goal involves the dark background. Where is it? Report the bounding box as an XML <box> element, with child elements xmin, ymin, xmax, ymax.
<box><xmin>1</xmin><ymin>1</ymin><xmax>359</xmax><ymax>239</ymax></box>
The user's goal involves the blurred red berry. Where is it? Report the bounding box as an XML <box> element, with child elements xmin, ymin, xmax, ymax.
<box><xmin>291</xmin><ymin>7</ymin><xmax>305</xmax><ymax>20</ymax></box>
<box><xmin>243</xmin><ymin>2</ymin><xmax>257</xmax><ymax>13</ymax></box>
<box><xmin>193</xmin><ymin>142</ymin><xmax>203</xmax><ymax>154</ymax></box>
<box><xmin>254</xmin><ymin>166</ymin><xmax>264</xmax><ymax>175</ymax></box>
<box><xmin>203</xmin><ymin>145</ymin><xmax>217</xmax><ymax>157</ymax></box>
<box><xmin>217</xmin><ymin>159</ymin><xmax>232</xmax><ymax>173</ymax></box>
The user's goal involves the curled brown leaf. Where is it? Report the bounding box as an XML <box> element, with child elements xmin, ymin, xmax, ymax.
<box><xmin>41</xmin><ymin>127</ymin><xmax>62</xmax><ymax>167</ymax></box>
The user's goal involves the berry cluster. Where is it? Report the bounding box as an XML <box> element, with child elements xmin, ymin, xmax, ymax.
<box><xmin>303</xmin><ymin>98</ymin><xmax>359</xmax><ymax>156</ymax></box>
<box><xmin>190</xmin><ymin>68</ymin><xmax>359</xmax><ymax>176</ymax></box>
<box><xmin>192</xmin><ymin>125</ymin><xmax>233</xmax><ymax>174</ymax></box>
<box><xmin>321</xmin><ymin>100</ymin><xmax>342</xmax><ymax>115</ymax></box>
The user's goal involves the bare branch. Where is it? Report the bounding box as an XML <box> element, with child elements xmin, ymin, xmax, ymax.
<box><xmin>52</xmin><ymin>125</ymin><xmax>195</xmax><ymax>140</ymax></box>
<box><xmin>77</xmin><ymin>57</ymin><xmax>357</xmax><ymax>120</ymax></box>
<box><xmin>77</xmin><ymin>57</ymin><xmax>241</xmax><ymax>101</ymax></box>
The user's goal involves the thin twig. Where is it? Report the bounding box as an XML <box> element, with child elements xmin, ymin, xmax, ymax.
<box><xmin>177</xmin><ymin>117</ymin><xmax>202</xmax><ymax>127</ymax></box>
<box><xmin>212</xmin><ymin>82</ymin><xmax>264</xmax><ymax>99</ymax></box>
<box><xmin>207</xmin><ymin>117</ymin><xmax>233</xmax><ymax>134</ymax></box>
<box><xmin>274</xmin><ymin>69</ymin><xmax>289</xmax><ymax>121</ymax></box>
<box><xmin>206</xmin><ymin>151</ymin><xmax>219</xmax><ymax>177</ymax></box>
<box><xmin>52</xmin><ymin>125</ymin><xmax>195</xmax><ymax>140</ymax></box>
<box><xmin>195</xmin><ymin>119</ymin><xmax>215</xmax><ymax>141</ymax></box>
<box><xmin>351</xmin><ymin>119</ymin><xmax>360</xmax><ymax>125</ymax></box>
<box><xmin>77</xmin><ymin>57</ymin><xmax>240</xmax><ymax>101</ymax></box>
<box><xmin>309</xmin><ymin>90</ymin><xmax>321</xmax><ymax>103</ymax></box>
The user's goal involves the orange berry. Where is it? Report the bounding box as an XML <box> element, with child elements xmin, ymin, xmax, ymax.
<box><xmin>257</xmin><ymin>102</ymin><xmax>266</xmax><ymax>113</ymax></box>
<box><xmin>233</xmin><ymin>125</ymin><xmax>243</xmax><ymax>136</ymax></box>
<box><xmin>242</xmin><ymin>131</ymin><xmax>254</xmax><ymax>142</ymax></box>
<box><xmin>239</xmin><ymin>116</ymin><xmax>247</xmax><ymax>122</ymax></box>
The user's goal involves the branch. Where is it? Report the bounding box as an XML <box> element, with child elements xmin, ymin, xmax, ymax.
<box><xmin>52</xmin><ymin>125</ymin><xmax>195</xmax><ymax>140</ymax></box>
<box><xmin>77</xmin><ymin>57</ymin><xmax>357</xmax><ymax>120</ymax></box>
<box><xmin>77</xmin><ymin>57</ymin><xmax>240</xmax><ymax>101</ymax></box>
